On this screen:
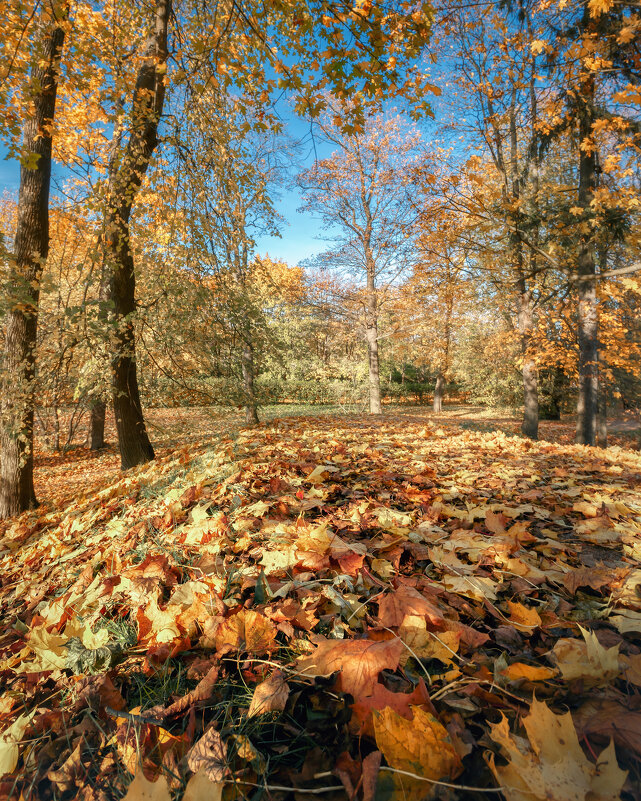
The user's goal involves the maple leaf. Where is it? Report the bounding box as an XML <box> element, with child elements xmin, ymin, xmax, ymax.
<box><xmin>122</xmin><ymin>771</ymin><xmax>171</xmax><ymax>801</ymax></box>
<box><xmin>182</xmin><ymin>771</ymin><xmax>223</xmax><ymax>801</ymax></box>
<box><xmin>377</xmin><ymin>584</ymin><xmax>444</xmax><ymax>628</ymax></box>
<box><xmin>562</xmin><ymin>566</ymin><xmax>612</xmax><ymax>595</ymax></box>
<box><xmin>500</xmin><ymin>662</ymin><xmax>557</xmax><ymax>682</ymax></box>
<box><xmin>373</xmin><ymin>705</ymin><xmax>462</xmax><ymax>799</ymax></box>
<box><xmin>506</xmin><ymin>601</ymin><xmax>542</xmax><ymax>631</ymax></box>
<box><xmin>215</xmin><ymin>609</ymin><xmax>277</xmax><ymax>655</ymax></box>
<box><xmin>398</xmin><ymin>614</ymin><xmax>460</xmax><ymax>664</ymax></box>
<box><xmin>296</xmin><ymin>636</ymin><xmax>404</xmax><ymax>697</ymax></box>
<box><xmin>350</xmin><ymin>678</ymin><xmax>433</xmax><ymax>738</ymax></box>
<box><xmin>573</xmin><ymin>699</ymin><xmax>641</xmax><ymax>761</ymax></box>
<box><xmin>550</xmin><ymin>626</ymin><xmax>620</xmax><ymax>686</ymax></box>
<box><xmin>487</xmin><ymin>699</ymin><xmax>626</xmax><ymax>801</ymax></box>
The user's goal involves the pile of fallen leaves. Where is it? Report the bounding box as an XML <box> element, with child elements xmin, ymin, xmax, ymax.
<box><xmin>1</xmin><ymin>414</ymin><xmax>640</xmax><ymax>800</ymax></box>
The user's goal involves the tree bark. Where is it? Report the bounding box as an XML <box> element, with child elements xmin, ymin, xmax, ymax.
<box><xmin>433</xmin><ymin>373</ymin><xmax>444</xmax><ymax>413</ymax></box>
<box><xmin>105</xmin><ymin>0</ymin><xmax>170</xmax><ymax>469</ymax></box>
<box><xmin>575</xmin><ymin>64</ymin><xmax>598</xmax><ymax>446</ymax></box>
<box><xmin>519</xmin><ymin>286</ymin><xmax>539</xmax><ymax>439</ymax></box>
<box><xmin>0</xmin><ymin>12</ymin><xmax>66</xmax><ymax>518</ymax></box>
<box><xmin>365</xmin><ymin>249</ymin><xmax>382</xmax><ymax>415</ymax></box>
<box><xmin>241</xmin><ymin>342</ymin><xmax>259</xmax><ymax>424</ymax></box>
<box><xmin>596</xmin><ymin>386</ymin><xmax>607</xmax><ymax>448</ymax></box>
<box><xmin>89</xmin><ymin>401</ymin><xmax>107</xmax><ymax>450</ymax></box>
<box><xmin>88</xmin><ymin>271</ymin><xmax>111</xmax><ymax>451</ymax></box>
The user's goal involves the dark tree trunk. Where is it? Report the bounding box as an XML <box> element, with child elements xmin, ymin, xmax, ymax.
<box><xmin>433</xmin><ymin>373</ymin><xmax>444</xmax><ymax>413</ymax></box>
<box><xmin>88</xmin><ymin>273</ymin><xmax>110</xmax><ymax>451</ymax></box>
<box><xmin>597</xmin><ymin>386</ymin><xmax>607</xmax><ymax>448</ymax></box>
<box><xmin>241</xmin><ymin>342</ymin><xmax>259</xmax><ymax>424</ymax></box>
<box><xmin>105</xmin><ymin>0</ymin><xmax>170</xmax><ymax>469</ymax></box>
<box><xmin>575</xmin><ymin>68</ymin><xmax>598</xmax><ymax>446</ymax></box>
<box><xmin>89</xmin><ymin>401</ymin><xmax>107</xmax><ymax>450</ymax></box>
<box><xmin>0</xmin><ymin>13</ymin><xmax>66</xmax><ymax>519</ymax></box>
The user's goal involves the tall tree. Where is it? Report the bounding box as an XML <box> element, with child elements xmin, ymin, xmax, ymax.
<box><xmin>103</xmin><ymin>0</ymin><xmax>171</xmax><ymax>469</ymax></box>
<box><xmin>541</xmin><ymin>0</ymin><xmax>640</xmax><ymax>444</ymax></box>
<box><xmin>299</xmin><ymin>113</ymin><xmax>421</xmax><ymax>414</ymax></box>
<box><xmin>447</xmin><ymin>0</ymin><xmax>554</xmax><ymax>439</ymax></box>
<box><xmin>0</xmin><ymin>2</ymin><xmax>67</xmax><ymax>518</ymax></box>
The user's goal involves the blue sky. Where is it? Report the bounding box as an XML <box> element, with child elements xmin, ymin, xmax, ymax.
<box><xmin>0</xmin><ymin>133</ymin><xmax>329</xmax><ymax>268</ymax></box>
<box><xmin>0</xmin><ymin>92</ymin><xmax>446</xmax><ymax>269</ymax></box>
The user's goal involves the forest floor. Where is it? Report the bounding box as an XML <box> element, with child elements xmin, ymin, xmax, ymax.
<box><xmin>1</xmin><ymin>405</ymin><xmax>641</xmax><ymax>800</ymax></box>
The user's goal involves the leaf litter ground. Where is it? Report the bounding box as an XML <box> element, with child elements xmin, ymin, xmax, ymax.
<box><xmin>1</xmin><ymin>410</ymin><xmax>641</xmax><ymax>800</ymax></box>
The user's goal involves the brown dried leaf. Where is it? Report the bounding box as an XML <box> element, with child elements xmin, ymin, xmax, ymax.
<box><xmin>248</xmin><ymin>671</ymin><xmax>290</xmax><ymax>717</ymax></box>
<box><xmin>186</xmin><ymin>727</ymin><xmax>228</xmax><ymax>782</ymax></box>
<box><xmin>215</xmin><ymin>609</ymin><xmax>277</xmax><ymax>655</ymax></box>
<box><xmin>377</xmin><ymin>585</ymin><xmax>444</xmax><ymax>628</ymax></box>
<box><xmin>296</xmin><ymin>636</ymin><xmax>404</xmax><ymax>698</ymax></box>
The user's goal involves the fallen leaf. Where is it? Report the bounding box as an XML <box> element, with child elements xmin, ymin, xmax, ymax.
<box><xmin>248</xmin><ymin>671</ymin><xmax>290</xmax><ymax>717</ymax></box>
<box><xmin>373</xmin><ymin>705</ymin><xmax>462</xmax><ymax>800</ymax></box>
<box><xmin>351</xmin><ymin>679</ymin><xmax>434</xmax><ymax>737</ymax></box>
<box><xmin>487</xmin><ymin>698</ymin><xmax>626</xmax><ymax>801</ymax></box>
<box><xmin>182</xmin><ymin>770</ymin><xmax>223</xmax><ymax>801</ymax></box>
<box><xmin>122</xmin><ymin>771</ymin><xmax>172</xmax><ymax>801</ymax></box>
<box><xmin>186</xmin><ymin>727</ymin><xmax>228</xmax><ymax>782</ymax></box>
<box><xmin>550</xmin><ymin>626</ymin><xmax>620</xmax><ymax>686</ymax></box>
<box><xmin>0</xmin><ymin>711</ymin><xmax>35</xmax><ymax>776</ymax></box>
<box><xmin>377</xmin><ymin>585</ymin><xmax>444</xmax><ymax>628</ymax></box>
<box><xmin>500</xmin><ymin>662</ymin><xmax>557</xmax><ymax>682</ymax></box>
<box><xmin>562</xmin><ymin>566</ymin><xmax>611</xmax><ymax>595</ymax></box>
<box><xmin>573</xmin><ymin>699</ymin><xmax>641</xmax><ymax>760</ymax></box>
<box><xmin>507</xmin><ymin>601</ymin><xmax>541</xmax><ymax>631</ymax></box>
<box><xmin>296</xmin><ymin>636</ymin><xmax>404</xmax><ymax>698</ymax></box>
<box><xmin>215</xmin><ymin>609</ymin><xmax>277</xmax><ymax>655</ymax></box>
<box><xmin>398</xmin><ymin>614</ymin><xmax>459</xmax><ymax>664</ymax></box>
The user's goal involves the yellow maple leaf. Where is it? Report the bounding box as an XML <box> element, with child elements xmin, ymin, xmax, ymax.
<box><xmin>374</xmin><ymin>705</ymin><xmax>462</xmax><ymax>800</ymax></box>
<box><xmin>487</xmin><ymin>699</ymin><xmax>626</xmax><ymax>801</ymax></box>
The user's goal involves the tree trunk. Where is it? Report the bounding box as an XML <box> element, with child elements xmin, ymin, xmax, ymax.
<box><xmin>433</xmin><ymin>373</ymin><xmax>445</xmax><ymax>413</ymax></box>
<box><xmin>241</xmin><ymin>342</ymin><xmax>259</xmax><ymax>424</ymax></box>
<box><xmin>105</xmin><ymin>0</ymin><xmax>170</xmax><ymax>470</ymax></box>
<box><xmin>519</xmin><ymin>287</ymin><xmax>539</xmax><ymax>439</ymax></box>
<box><xmin>89</xmin><ymin>401</ymin><xmax>107</xmax><ymax>450</ymax></box>
<box><xmin>575</xmin><ymin>69</ymin><xmax>598</xmax><ymax>446</ymax></box>
<box><xmin>0</xmin><ymin>13</ymin><xmax>66</xmax><ymax>519</ymax></box>
<box><xmin>88</xmin><ymin>273</ymin><xmax>110</xmax><ymax>451</ymax></box>
<box><xmin>365</xmin><ymin>255</ymin><xmax>382</xmax><ymax>415</ymax></box>
<box><xmin>596</xmin><ymin>387</ymin><xmax>607</xmax><ymax>448</ymax></box>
